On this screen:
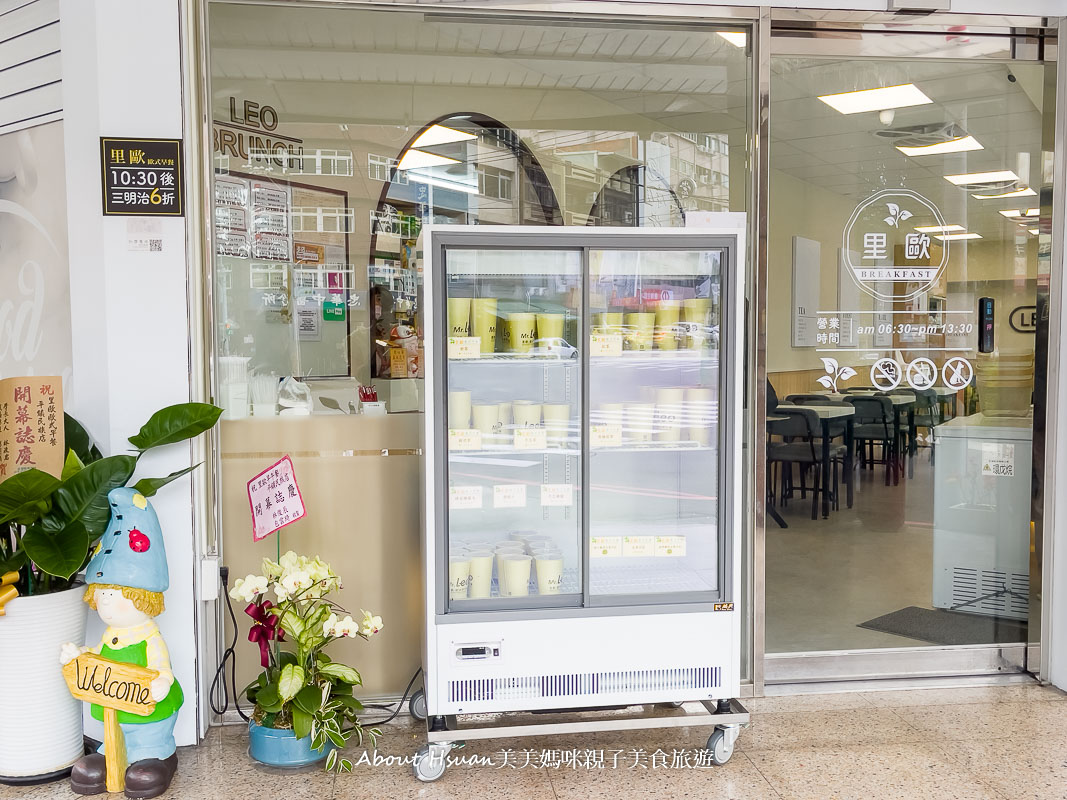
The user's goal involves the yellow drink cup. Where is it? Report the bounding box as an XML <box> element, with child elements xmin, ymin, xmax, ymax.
<box><xmin>592</xmin><ymin>312</ymin><xmax>624</xmax><ymax>336</ymax></box>
<box><xmin>682</xmin><ymin>298</ymin><xmax>711</xmax><ymax>349</ymax></box>
<box><xmin>505</xmin><ymin>312</ymin><xmax>537</xmax><ymax>354</ymax></box>
<box><xmin>447</xmin><ymin>297</ymin><xmax>471</xmax><ymax>337</ymax></box>
<box><xmin>470</xmin><ymin>298</ymin><xmax>498</xmax><ymax>354</ymax></box>
<box><xmin>626</xmin><ymin>312</ymin><xmax>655</xmax><ymax>351</ymax></box>
<box><xmin>654</xmin><ymin>301</ymin><xmax>681</xmax><ymax>350</ymax></box>
<box><xmin>536</xmin><ymin>313</ymin><xmax>565</xmax><ymax>342</ymax></box>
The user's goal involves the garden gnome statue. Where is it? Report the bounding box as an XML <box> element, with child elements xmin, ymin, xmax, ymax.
<box><xmin>60</xmin><ymin>488</ymin><xmax>183</xmax><ymax>799</ymax></box>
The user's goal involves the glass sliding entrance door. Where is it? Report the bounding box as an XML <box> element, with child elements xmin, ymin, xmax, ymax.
<box><xmin>763</xmin><ymin>33</ymin><xmax>1056</xmax><ymax>681</ymax></box>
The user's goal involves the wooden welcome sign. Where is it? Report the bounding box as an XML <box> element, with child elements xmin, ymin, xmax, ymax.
<box><xmin>63</xmin><ymin>653</ymin><xmax>157</xmax><ymax>792</ymax></box>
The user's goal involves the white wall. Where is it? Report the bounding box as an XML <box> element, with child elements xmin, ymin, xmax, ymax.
<box><xmin>60</xmin><ymin>0</ymin><xmax>200</xmax><ymax>746</ymax></box>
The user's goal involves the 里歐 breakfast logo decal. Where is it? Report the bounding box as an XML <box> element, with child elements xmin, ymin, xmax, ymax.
<box><xmin>841</xmin><ymin>188</ymin><xmax>950</xmax><ymax>302</ymax></box>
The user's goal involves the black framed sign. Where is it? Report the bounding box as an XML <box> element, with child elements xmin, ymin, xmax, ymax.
<box><xmin>100</xmin><ymin>137</ymin><xmax>184</xmax><ymax>216</ymax></box>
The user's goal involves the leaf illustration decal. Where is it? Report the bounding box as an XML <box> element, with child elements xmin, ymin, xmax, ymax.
<box><xmin>839</xmin><ymin>367</ymin><xmax>857</xmax><ymax>381</ymax></box>
<box><xmin>886</xmin><ymin>203</ymin><xmax>899</xmax><ymax>217</ymax></box>
<box><xmin>820</xmin><ymin>357</ymin><xmax>839</xmax><ymax>374</ymax></box>
<box><xmin>899</xmin><ymin>209</ymin><xmax>913</xmax><ymax>221</ymax></box>
<box><xmin>816</xmin><ymin>375</ymin><xmax>835</xmax><ymax>389</ymax></box>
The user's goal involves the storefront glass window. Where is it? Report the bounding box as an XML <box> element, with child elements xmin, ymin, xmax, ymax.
<box><xmin>207</xmin><ymin>3</ymin><xmax>751</xmax><ymax>695</ymax></box>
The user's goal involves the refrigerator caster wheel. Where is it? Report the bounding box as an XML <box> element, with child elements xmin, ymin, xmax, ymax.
<box><xmin>413</xmin><ymin>744</ymin><xmax>448</xmax><ymax>782</ymax></box>
<box><xmin>667</xmin><ymin>701</ymin><xmax>684</xmax><ymax>708</ymax></box>
<box><xmin>409</xmin><ymin>688</ymin><xmax>427</xmax><ymax>721</ymax></box>
<box><xmin>707</xmin><ymin>728</ymin><xmax>734</xmax><ymax>766</ymax></box>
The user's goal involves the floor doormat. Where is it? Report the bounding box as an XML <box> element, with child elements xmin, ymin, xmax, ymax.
<box><xmin>858</xmin><ymin>606</ymin><xmax>1028</xmax><ymax>646</ymax></box>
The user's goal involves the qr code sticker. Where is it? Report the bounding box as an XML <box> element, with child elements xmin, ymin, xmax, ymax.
<box><xmin>149</xmin><ymin>239</ymin><xmax>162</xmax><ymax>252</ymax></box>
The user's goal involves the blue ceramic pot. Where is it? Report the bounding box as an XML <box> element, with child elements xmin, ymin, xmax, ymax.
<box><xmin>247</xmin><ymin>721</ymin><xmax>331</xmax><ymax>768</ymax></box>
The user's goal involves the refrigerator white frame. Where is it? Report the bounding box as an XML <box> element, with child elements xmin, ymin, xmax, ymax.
<box><xmin>420</xmin><ymin>226</ymin><xmax>746</xmax><ymax>722</ymax></box>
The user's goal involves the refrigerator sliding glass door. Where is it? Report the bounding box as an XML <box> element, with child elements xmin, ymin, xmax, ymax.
<box><xmin>442</xmin><ymin>247</ymin><xmax>583</xmax><ymax>609</ymax></box>
<box><xmin>587</xmin><ymin>248</ymin><xmax>724</xmax><ymax>603</ymax></box>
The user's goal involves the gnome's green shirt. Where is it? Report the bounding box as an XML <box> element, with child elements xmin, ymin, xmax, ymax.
<box><xmin>89</xmin><ymin>620</ymin><xmax>184</xmax><ymax>725</ymax></box>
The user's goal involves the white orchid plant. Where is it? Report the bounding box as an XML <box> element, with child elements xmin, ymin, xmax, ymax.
<box><xmin>231</xmin><ymin>550</ymin><xmax>383</xmax><ymax>773</ymax></box>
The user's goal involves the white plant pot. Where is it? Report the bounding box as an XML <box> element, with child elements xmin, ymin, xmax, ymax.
<box><xmin>0</xmin><ymin>584</ymin><xmax>88</xmax><ymax>781</ymax></box>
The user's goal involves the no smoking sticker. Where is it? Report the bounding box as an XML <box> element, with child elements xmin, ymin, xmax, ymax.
<box><xmin>871</xmin><ymin>358</ymin><xmax>902</xmax><ymax>390</ymax></box>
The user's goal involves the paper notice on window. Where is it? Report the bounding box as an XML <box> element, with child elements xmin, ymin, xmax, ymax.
<box><xmin>494</xmin><ymin>484</ymin><xmax>526</xmax><ymax>508</ymax></box>
<box><xmin>450</xmin><ymin>485</ymin><xmax>483</xmax><ymax>509</ymax></box>
<box><xmin>655</xmin><ymin>535</ymin><xmax>686</xmax><ymax>557</ymax></box>
<box><xmin>623</xmin><ymin>536</ymin><xmax>655</xmax><ymax>557</ymax></box>
<box><xmin>541</xmin><ymin>484</ymin><xmax>573</xmax><ymax>507</ymax></box>
<box><xmin>448</xmin><ymin>337</ymin><xmax>481</xmax><ymax>359</ymax></box>
<box><xmin>981</xmin><ymin>443</ymin><xmax>1015</xmax><ymax>478</ymax></box>
<box><xmin>591</xmin><ymin>536</ymin><xmax>622</xmax><ymax>558</ymax></box>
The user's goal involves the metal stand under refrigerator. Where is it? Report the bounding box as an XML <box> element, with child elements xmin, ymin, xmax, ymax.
<box><xmin>412</xmin><ymin>226</ymin><xmax>748</xmax><ymax>782</ymax></box>
<box><xmin>932</xmin><ymin>412</ymin><xmax>1032</xmax><ymax>620</ymax></box>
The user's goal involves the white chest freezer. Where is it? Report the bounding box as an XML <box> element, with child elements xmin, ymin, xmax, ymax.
<box><xmin>932</xmin><ymin>412</ymin><xmax>1033</xmax><ymax>620</ymax></box>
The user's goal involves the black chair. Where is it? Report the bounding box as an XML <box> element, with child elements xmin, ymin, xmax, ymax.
<box><xmin>911</xmin><ymin>387</ymin><xmax>942</xmax><ymax>461</ymax></box>
<box><xmin>767</xmin><ymin>407</ymin><xmax>847</xmax><ymax>520</ymax></box>
<box><xmin>848</xmin><ymin>395</ymin><xmax>897</xmax><ymax>485</ymax></box>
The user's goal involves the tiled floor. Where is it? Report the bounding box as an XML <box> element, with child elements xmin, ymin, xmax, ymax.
<box><xmin>6</xmin><ymin>682</ymin><xmax>1066</xmax><ymax>800</ymax></box>
<box><xmin>766</xmin><ymin>453</ymin><xmax>1026</xmax><ymax>653</ymax></box>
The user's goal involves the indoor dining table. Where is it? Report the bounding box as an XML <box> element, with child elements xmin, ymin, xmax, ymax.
<box><xmin>820</xmin><ymin>390</ymin><xmax>917</xmax><ymax>479</ymax></box>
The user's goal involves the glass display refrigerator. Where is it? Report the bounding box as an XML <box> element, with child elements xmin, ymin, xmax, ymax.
<box><xmin>412</xmin><ymin>226</ymin><xmax>747</xmax><ymax>781</ymax></box>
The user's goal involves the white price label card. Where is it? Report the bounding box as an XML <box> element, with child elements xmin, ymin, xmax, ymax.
<box><xmin>449</xmin><ymin>485</ymin><xmax>483</xmax><ymax>509</ymax></box>
<box><xmin>541</xmin><ymin>484</ymin><xmax>574</xmax><ymax>507</ymax></box>
<box><xmin>448</xmin><ymin>336</ymin><xmax>481</xmax><ymax>360</ymax></box>
<box><xmin>655</xmin><ymin>535</ymin><xmax>686</xmax><ymax>557</ymax></box>
<box><xmin>981</xmin><ymin>443</ymin><xmax>1015</xmax><ymax>478</ymax></box>
<box><xmin>623</xmin><ymin>536</ymin><xmax>655</xmax><ymax>557</ymax></box>
<box><xmin>590</xmin><ymin>333</ymin><xmax>623</xmax><ymax>358</ymax></box>
<box><xmin>449</xmin><ymin>428</ymin><xmax>483</xmax><ymax>450</ymax></box>
<box><xmin>591</xmin><ymin>423</ymin><xmax>623</xmax><ymax>448</ymax></box>
<box><xmin>591</xmin><ymin>536</ymin><xmax>622</xmax><ymax>558</ymax></box>
<box><xmin>493</xmin><ymin>484</ymin><xmax>527</xmax><ymax>509</ymax></box>
<box><xmin>514</xmin><ymin>427</ymin><xmax>548</xmax><ymax>450</ymax></box>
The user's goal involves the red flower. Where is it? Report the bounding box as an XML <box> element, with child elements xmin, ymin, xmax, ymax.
<box><xmin>245</xmin><ymin>600</ymin><xmax>285</xmax><ymax>668</ymax></box>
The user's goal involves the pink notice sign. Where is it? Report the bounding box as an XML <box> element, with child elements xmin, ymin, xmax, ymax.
<box><xmin>247</xmin><ymin>455</ymin><xmax>306</xmax><ymax>541</ymax></box>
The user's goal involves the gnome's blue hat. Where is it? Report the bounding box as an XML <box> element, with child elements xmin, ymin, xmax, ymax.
<box><xmin>85</xmin><ymin>487</ymin><xmax>169</xmax><ymax>593</ymax></box>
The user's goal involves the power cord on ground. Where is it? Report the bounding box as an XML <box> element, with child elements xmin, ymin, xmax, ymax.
<box><xmin>209</xmin><ymin>566</ymin><xmax>250</xmax><ymax>721</ymax></box>
<box><xmin>209</xmin><ymin>564</ymin><xmax>422</xmax><ymax>727</ymax></box>
<box><xmin>359</xmin><ymin>667</ymin><xmax>423</xmax><ymax>726</ymax></box>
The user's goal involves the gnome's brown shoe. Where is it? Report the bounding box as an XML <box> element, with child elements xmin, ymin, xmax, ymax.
<box><xmin>70</xmin><ymin>753</ymin><xmax>107</xmax><ymax>795</ymax></box>
<box><xmin>124</xmin><ymin>753</ymin><xmax>178</xmax><ymax>800</ymax></box>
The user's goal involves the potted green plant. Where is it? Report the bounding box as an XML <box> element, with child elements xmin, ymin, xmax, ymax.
<box><xmin>231</xmin><ymin>551</ymin><xmax>382</xmax><ymax>772</ymax></box>
<box><xmin>0</xmin><ymin>403</ymin><xmax>222</xmax><ymax>784</ymax></box>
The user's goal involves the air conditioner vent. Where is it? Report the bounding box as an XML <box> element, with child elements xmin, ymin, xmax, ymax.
<box><xmin>448</xmin><ymin>666</ymin><xmax>721</xmax><ymax>705</ymax></box>
<box><xmin>871</xmin><ymin>121</ymin><xmax>968</xmax><ymax>146</ymax></box>
<box><xmin>950</xmin><ymin>566</ymin><xmax>1029</xmax><ymax>620</ymax></box>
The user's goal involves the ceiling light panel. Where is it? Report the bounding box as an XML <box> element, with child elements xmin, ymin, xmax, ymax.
<box><xmin>914</xmin><ymin>224</ymin><xmax>965</xmax><ymax>233</ymax></box>
<box><xmin>936</xmin><ymin>233</ymin><xmax>982</xmax><ymax>241</ymax></box>
<box><xmin>818</xmin><ymin>84</ymin><xmax>933</xmax><ymax>115</ymax></box>
<box><xmin>411</xmin><ymin>125</ymin><xmax>477</xmax><ymax>148</ymax></box>
<box><xmin>944</xmin><ymin>170</ymin><xmax>1019</xmax><ymax>186</ymax></box>
<box><xmin>897</xmin><ymin>136</ymin><xmax>983</xmax><ymax>157</ymax></box>
<box><xmin>396</xmin><ymin>149</ymin><xmax>460</xmax><ymax>171</ymax></box>
<box><xmin>972</xmin><ymin>187</ymin><xmax>1037</xmax><ymax>199</ymax></box>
